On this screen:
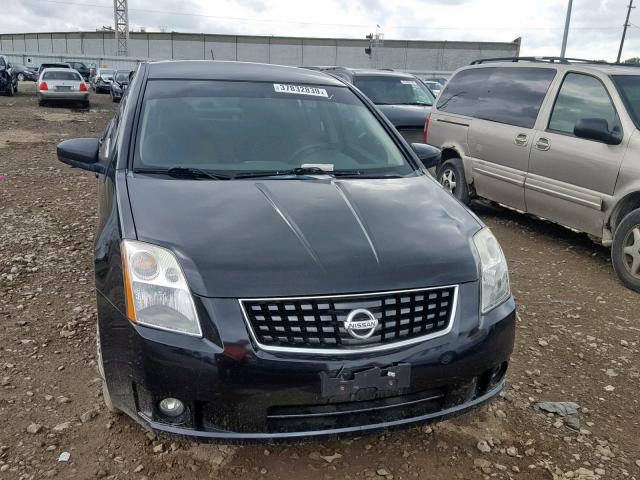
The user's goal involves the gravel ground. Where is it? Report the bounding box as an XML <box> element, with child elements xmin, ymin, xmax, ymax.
<box><xmin>1</xmin><ymin>82</ymin><xmax>639</xmax><ymax>480</ymax></box>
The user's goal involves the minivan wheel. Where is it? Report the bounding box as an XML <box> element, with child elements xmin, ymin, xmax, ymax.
<box><xmin>96</xmin><ymin>324</ymin><xmax>118</xmax><ymax>413</ymax></box>
<box><xmin>612</xmin><ymin>208</ymin><xmax>640</xmax><ymax>292</ymax></box>
<box><xmin>437</xmin><ymin>158</ymin><xmax>470</xmax><ymax>205</ymax></box>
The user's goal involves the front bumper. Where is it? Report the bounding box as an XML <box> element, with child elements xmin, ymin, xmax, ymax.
<box><xmin>97</xmin><ymin>282</ymin><xmax>515</xmax><ymax>441</ymax></box>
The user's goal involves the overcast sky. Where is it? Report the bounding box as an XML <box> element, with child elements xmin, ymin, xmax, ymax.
<box><xmin>1</xmin><ymin>0</ymin><xmax>639</xmax><ymax>61</ymax></box>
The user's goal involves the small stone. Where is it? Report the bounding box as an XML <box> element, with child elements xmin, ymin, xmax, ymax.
<box><xmin>538</xmin><ymin>339</ymin><xmax>549</xmax><ymax>347</ymax></box>
<box><xmin>565</xmin><ymin>416</ymin><xmax>580</xmax><ymax>431</ymax></box>
<box><xmin>80</xmin><ymin>409</ymin><xmax>98</xmax><ymax>423</ymax></box>
<box><xmin>604</xmin><ymin>385</ymin><xmax>615</xmax><ymax>392</ymax></box>
<box><xmin>133</xmin><ymin>465</ymin><xmax>144</xmax><ymax>473</ymax></box>
<box><xmin>605</xmin><ymin>369</ymin><xmax>618</xmax><ymax>377</ymax></box>
<box><xmin>57</xmin><ymin>396</ymin><xmax>71</xmax><ymax>404</ymax></box>
<box><xmin>525</xmin><ymin>448</ymin><xmax>535</xmax><ymax>457</ymax></box>
<box><xmin>474</xmin><ymin>459</ymin><xmax>491</xmax><ymax>469</ymax></box>
<box><xmin>152</xmin><ymin>443</ymin><xmax>164</xmax><ymax>453</ymax></box>
<box><xmin>506</xmin><ymin>447</ymin><xmax>518</xmax><ymax>457</ymax></box>
<box><xmin>376</xmin><ymin>468</ymin><xmax>391</xmax><ymax>476</ymax></box>
<box><xmin>27</xmin><ymin>423</ymin><xmax>42</xmax><ymax>434</ymax></box>
<box><xmin>635</xmin><ymin>459</ymin><xmax>640</xmax><ymax>467</ymax></box>
<box><xmin>320</xmin><ymin>452</ymin><xmax>342</xmax><ymax>463</ymax></box>
<box><xmin>52</xmin><ymin>421</ymin><xmax>71</xmax><ymax>432</ymax></box>
<box><xmin>477</xmin><ymin>440</ymin><xmax>491</xmax><ymax>453</ymax></box>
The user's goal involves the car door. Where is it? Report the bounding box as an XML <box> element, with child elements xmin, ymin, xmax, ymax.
<box><xmin>525</xmin><ymin>72</ymin><xmax>627</xmax><ymax>237</ymax></box>
<box><xmin>465</xmin><ymin>67</ymin><xmax>557</xmax><ymax>211</ymax></box>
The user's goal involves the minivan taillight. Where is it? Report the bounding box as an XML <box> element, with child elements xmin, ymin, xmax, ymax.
<box><xmin>39</xmin><ymin>82</ymin><xmax>48</xmax><ymax>91</ymax></box>
<box><xmin>423</xmin><ymin>112</ymin><xmax>431</xmax><ymax>144</ymax></box>
<box><xmin>79</xmin><ymin>83</ymin><xmax>87</xmax><ymax>92</ymax></box>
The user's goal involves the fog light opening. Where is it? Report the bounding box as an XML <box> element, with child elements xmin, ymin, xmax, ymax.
<box><xmin>158</xmin><ymin>397</ymin><xmax>185</xmax><ymax>418</ymax></box>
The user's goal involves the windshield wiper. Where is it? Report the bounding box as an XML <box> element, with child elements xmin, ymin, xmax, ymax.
<box><xmin>396</xmin><ymin>102</ymin><xmax>432</xmax><ymax>106</ymax></box>
<box><xmin>234</xmin><ymin>167</ymin><xmax>339</xmax><ymax>179</ymax></box>
<box><xmin>134</xmin><ymin>167</ymin><xmax>231</xmax><ymax>180</ymax></box>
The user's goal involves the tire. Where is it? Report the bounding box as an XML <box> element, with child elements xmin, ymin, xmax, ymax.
<box><xmin>17</xmin><ymin>73</ymin><xmax>24</xmax><ymax>81</ymax></box>
<box><xmin>6</xmin><ymin>84</ymin><xmax>13</xmax><ymax>97</ymax></box>
<box><xmin>611</xmin><ymin>208</ymin><xmax>640</xmax><ymax>292</ymax></box>
<box><xmin>436</xmin><ymin>158</ymin><xmax>470</xmax><ymax>205</ymax></box>
<box><xmin>96</xmin><ymin>324</ymin><xmax>118</xmax><ymax>413</ymax></box>
<box><xmin>83</xmin><ymin>101</ymin><xmax>90</xmax><ymax>109</ymax></box>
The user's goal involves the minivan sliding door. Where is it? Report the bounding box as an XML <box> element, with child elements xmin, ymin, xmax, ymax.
<box><xmin>466</xmin><ymin>67</ymin><xmax>557</xmax><ymax>211</ymax></box>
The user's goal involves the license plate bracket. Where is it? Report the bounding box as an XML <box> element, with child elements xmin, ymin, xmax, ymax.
<box><xmin>320</xmin><ymin>364</ymin><xmax>411</xmax><ymax>398</ymax></box>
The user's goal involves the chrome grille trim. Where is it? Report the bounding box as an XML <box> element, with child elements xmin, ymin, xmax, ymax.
<box><xmin>238</xmin><ymin>285</ymin><xmax>458</xmax><ymax>355</ymax></box>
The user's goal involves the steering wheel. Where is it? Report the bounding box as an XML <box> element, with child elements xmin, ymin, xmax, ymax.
<box><xmin>288</xmin><ymin>143</ymin><xmax>336</xmax><ymax>164</ymax></box>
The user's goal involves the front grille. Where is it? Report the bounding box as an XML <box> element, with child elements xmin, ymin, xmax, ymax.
<box><xmin>240</xmin><ymin>286</ymin><xmax>457</xmax><ymax>354</ymax></box>
<box><xmin>398</xmin><ymin>128</ymin><xmax>425</xmax><ymax>144</ymax></box>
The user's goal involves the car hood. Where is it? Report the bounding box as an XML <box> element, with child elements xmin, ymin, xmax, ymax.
<box><xmin>127</xmin><ymin>175</ymin><xmax>481</xmax><ymax>298</ymax></box>
<box><xmin>377</xmin><ymin>104</ymin><xmax>432</xmax><ymax>129</ymax></box>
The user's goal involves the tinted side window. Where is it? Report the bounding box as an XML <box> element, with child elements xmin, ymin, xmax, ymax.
<box><xmin>549</xmin><ymin>73</ymin><xmax>617</xmax><ymax>135</ymax></box>
<box><xmin>437</xmin><ymin>67</ymin><xmax>556</xmax><ymax>128</ymax></box>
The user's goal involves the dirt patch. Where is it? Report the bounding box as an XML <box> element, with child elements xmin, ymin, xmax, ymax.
<box><xmin>36</xmin><ymin>111</ymin><xmax>89</xmax><ymax>123</ymax></box>
<box><xmin>0</xmin><ymin>128</ymin><xmax>47</xmax><ymax>148</ymax></box>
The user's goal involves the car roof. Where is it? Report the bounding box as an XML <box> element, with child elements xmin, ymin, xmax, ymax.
<box><xmin>328</xmin><ymin>67</ymin><xmax>417</xmax><ymax>78</ymax></box>
<box><xmin>146</xmin><ymin>60</ymin><xmax>345</xmax><ymax>86</ymax></box>
<box><xmin>462</xmin><ymin>60</ymin><xmax>640</xmax><ymax>77</ymax></box>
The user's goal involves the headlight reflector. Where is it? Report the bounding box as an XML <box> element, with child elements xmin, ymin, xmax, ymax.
<box><xmin>473</xmin><ymin>228</ymin><xmax>510</xmax><ymax>313</ymax></box>
<box><xmin>121</xmin><ymin>240</ymin><xmax>202</xmax><ymax>337</ymax></box>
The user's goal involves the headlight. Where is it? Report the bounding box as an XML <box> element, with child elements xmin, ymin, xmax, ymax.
<box><xmin>121</xmin><ymin>240</ymin><xmax>202</xmax><ymax>337</ymax></box>
<box><xmin>473</xmin><ymin>228</ymin><xmax>510</xmax><ymax>313</ymax></box>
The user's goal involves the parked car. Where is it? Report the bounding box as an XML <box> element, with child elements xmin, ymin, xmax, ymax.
<box><xmin>37</xmin><ymin>62</ymin><xmax>70</xmax><ymax>79</ymax></box>
<box><xmin>423</xmin><ymin>80</ymin><xmax>443</xmax><ymax>96</ymax></box>
<box><xmin>65</xmin><ymin>61</ymin><xmax>91</xmax><ymax>80</ymax></box>
<box><xmin>427</xmin><ymin>56</ymin><xmax>640</xmax><ymax>291</ymax></box>
<box><xmin>37</xmin><ymin>68</ymin><xmax>89</xmax><ymax>108</ymax></box>
<box><xmin>110</xmin><ymin>69</ymin><xmax>132</xmax><ymax>102</ymax></box>
<box><xmin>55</xmin><ymin>60</ymin><xmax>515</xmax><ymax>441</ymax></box>
<box><xmin>319</xmin><ymin>67</ymin><xmax>435</xmax><ymax>144</ymax></box>
<box><xmin>91</xmin><ymin>68</ymin><xmax>115</xmax><ymax>93</ymax></box>
<box><xmin>0</xmin><ymin>55</ymin><xmax>18</xmax><ymax>96</ymax></box>
<box><xmin>12</xmin><ymin>63</ymin><xmax>38</xmax><ymax>82</ymax></box>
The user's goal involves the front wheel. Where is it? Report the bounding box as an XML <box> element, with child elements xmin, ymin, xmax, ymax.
<box><xmin>436</xmin><ymin>158</ymin><xmax>470</xmax><ymax>205</ymax></box>
<box><xmin>17</xmin><ymin>73</ymin><xmax>24</xmax><ymax>81</ymax></box>
<box><xmin>612</xmin><ymin>208</ymin><xmax>640</xmax><ymax>292</ymax></box>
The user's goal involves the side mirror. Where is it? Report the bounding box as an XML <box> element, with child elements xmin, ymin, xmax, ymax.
<box><xmin>574</xmin><ymin>118</ymin><xmax>622</xmax><ymax>145</ymax></box>
<box><xmin>57</xmin><ymin>138</ymin><xmax>105</xmax><ymax>174</ymax></box>
<box><xmin>411</xmin><ymin>142</ymin><xmax>441</xmax><ymax>169</ymax></box>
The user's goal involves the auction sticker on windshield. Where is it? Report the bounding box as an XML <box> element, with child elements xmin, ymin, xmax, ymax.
<box><xmin>273</xmin><ymin>84</ymin><xmax>328</xmax><ymax>97</ymax></box>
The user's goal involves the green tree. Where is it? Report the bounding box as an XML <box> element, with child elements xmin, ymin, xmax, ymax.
<box><xmin>624</xmin><ymin>57</ymin><xmax>640</xmax><ymax>64</ymax></box>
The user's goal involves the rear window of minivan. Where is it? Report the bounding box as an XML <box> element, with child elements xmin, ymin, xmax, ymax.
<box><xmin>436</xmin><ymin>67</ymin><xmax>557</xmax><ymax>129</ymax></box>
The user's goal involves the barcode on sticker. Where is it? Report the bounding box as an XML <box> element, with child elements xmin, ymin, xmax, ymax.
<box><xmin>273</xmin><ymin>84</ymin><xmax>328</xmax><ymax>97</ymax></box>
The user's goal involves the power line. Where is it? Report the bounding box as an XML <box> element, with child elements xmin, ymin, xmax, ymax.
<box><xmin>17</xmin><ymin>0</ymin><xmax>631</xmax><ymax>32</ymax></box>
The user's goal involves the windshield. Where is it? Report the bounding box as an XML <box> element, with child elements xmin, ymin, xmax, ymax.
<box><xmin>612</xmin><ymin>75</ymin><xmax>640</xmax><ymax>129</ymax></box>
<box><xmin>134</xmin><ymin>80</ymin><xmax>414</xmax><ymax>177</ymax></box>
<box><xmin>101</xmin><ymin>70</ymin><xmax>114</xmax><ymax>77</ymax></box>
<box><xmin>43</xmin><ymin>71</ymin><xmax>82</xmax><ymax>81</ymax></box>
<box><xmin>354</xmin><ymin>75</ymin><xmax>434</xmax><ymax>106</ymax></box>
<box><xmin>114</xmin><ymin>71</ymin><xmax>129</xmax><ymax>83</ymax></box>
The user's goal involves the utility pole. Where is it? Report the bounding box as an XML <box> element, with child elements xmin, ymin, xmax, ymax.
<box><xmin>113</xmin><ymin>0</ymin><xmax>129</xmax><ymax>56</ymax></box>
<box><xmin>560</xmin><ymin>0</ymin><xmax>573</xmax><ymax>58</ymax></box>
<box><xmin>617</xmin><ymin>0</ymin><xmax>635</xmax><ymax>63</ymax></box>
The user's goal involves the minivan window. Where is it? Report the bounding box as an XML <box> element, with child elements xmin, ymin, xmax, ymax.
<box><xmin>354</xmin><ymin>76</ymin><xmax>434</xmax><ymax>106</ymax></box>
<box><xmin>549</xmin><ymin>73</ymin><xmax>617</xmax><ymax>135</ymax></box>
<box><xmin>43</xmin><ymin>71</ymin><xmax>82</xmax><ymax>81</ymax></box>
<box><xmin>134</xmin><ymin>80</ymin><xmax>414</xmax><ymax>177</ymax></box>
<box><xmin>612</xmin><ymin>75</ymin><xmax>640</xmax><ymax>129</ymax></box>
<box><xmin>437</xmin><ymin>67</ymin><xmax>556</xmax><ymax>129</ymax></box>
<box><xmin>114</xmin><ymin>71</ymin><xmax>129</xmax><ymax>83</ymax></box>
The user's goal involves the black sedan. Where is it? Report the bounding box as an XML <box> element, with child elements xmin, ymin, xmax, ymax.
<box><xmin>56</xmin><ymin>61</ymin><xmax>515</xmax><ymax>441</ymax></box>
<box><xmin>110</xmin><ymin>69</ymin><xmax>132</xmax><ymax>103</ymax></box>
<box><xmin>12</xmin><ymin>63</ymin><xmax>38</xmax><ymax>82</ymax></box>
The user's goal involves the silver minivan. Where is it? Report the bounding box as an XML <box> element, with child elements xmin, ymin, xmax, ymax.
<box><xmin>426</xmin><ymin>58</ymin><xmax>640</xmax><ymax>291</ymax></box>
